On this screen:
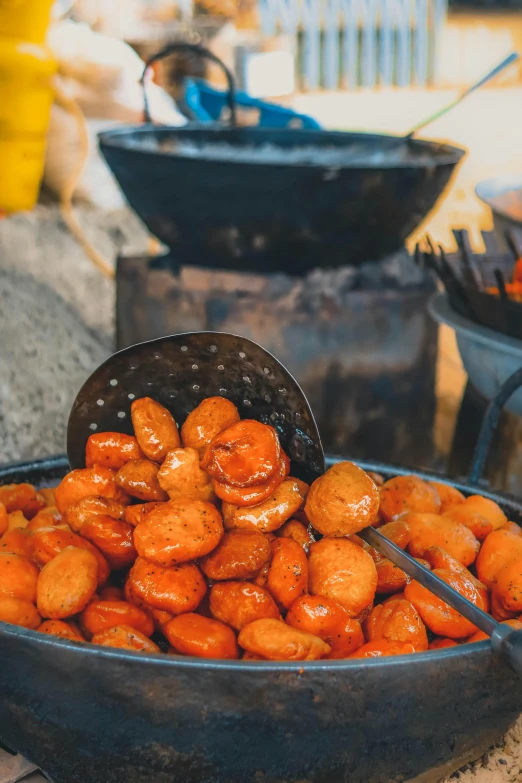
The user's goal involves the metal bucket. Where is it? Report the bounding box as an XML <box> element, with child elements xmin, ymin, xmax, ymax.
<box><xmin>430</xmin><ymin>292</ymin><xmax>522</xmax><ymax>417</ymax></box>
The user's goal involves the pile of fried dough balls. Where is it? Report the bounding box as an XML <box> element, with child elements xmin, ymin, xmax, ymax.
<box><xmin>0</xmin><ymin>395</ymin><xmax>520</xmax><ymax>661</ymax></box>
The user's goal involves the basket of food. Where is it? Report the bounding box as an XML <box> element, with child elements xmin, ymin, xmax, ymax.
<box><xmin>0</xmin><ymin>332</ymin><xmax>522</xmax><ymax>783</ymax></box>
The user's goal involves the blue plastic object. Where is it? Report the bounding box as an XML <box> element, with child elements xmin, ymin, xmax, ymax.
<box><xmin>183</xmin><ymin>77</ymin><xmax>322</xmax><ymax>129</ymax></box>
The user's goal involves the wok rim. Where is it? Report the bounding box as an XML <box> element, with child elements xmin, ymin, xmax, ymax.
<box><xmin>0</xmin><ymin>453</ymin><xmax>511</xmax><ymax>673</ymax></box>
<box><xmin>98</xmin><ymin>124</ymin><xmax>467</xmax><ymax>171</ymax></box>
<box><xmin>475</xmin><ymin>174</ymin><xmax>522</xmax><ymax>225</ymax></box>
<box><xmin>0</xmin><ymin>617</ymin><xmax>490</xmax><ymax>670</ymax></box>
<box><xmin>430</xmin><ymin>292</ymin><xmax>522</xmax><ymax>353</ymax></box>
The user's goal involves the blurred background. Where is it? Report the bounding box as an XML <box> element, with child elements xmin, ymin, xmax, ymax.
<box><xmin>2</xmin><ymin>0</ymin><xmax>522</xmax><ymax>500</ymax></box>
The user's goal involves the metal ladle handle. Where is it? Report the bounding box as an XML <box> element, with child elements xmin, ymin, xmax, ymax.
<box><xmin>404</xmin><ymin>52</ymin><xmax>519</xmax><ymax>141</ymax></box>
<box><xmin>360</xmin><ymin>526</ymin><xmax>522</xmax><ymax>676</ymax></box>
<box><xmin>140</xmin><ymin>41</ymin><xmax>238</xmax><ymax>126</ymax></box>
<box><xmin>363</xmin><ymin>363</ymin><xmax>522</xmax><ymax>678</ymax></box>
<box><xmin>361</xmin><ymin>368</ymin><xmax>522</xmax><ymax>677</ymax></box>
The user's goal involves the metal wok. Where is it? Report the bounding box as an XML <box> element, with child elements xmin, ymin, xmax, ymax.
<box><xmin>100</xmin><ymin>124</ymin><xmax>464</xmax><ymax>274</ymax></box>
<box><xmin>0</xmin><ymin>448</ymin><xmax>521</xmax><ymax>783</ymax></box>
<box><xmin>98</xmin><ymin>42</ymin><xmax>464</xmax><ymax>275</ymax></box>
<box><xmin>476</xmin><ymin>174</ymin><xmax>522</xmax><ymax>253</ymax></box>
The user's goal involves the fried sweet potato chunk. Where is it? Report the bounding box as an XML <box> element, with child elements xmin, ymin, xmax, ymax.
<box><xmin>92</xmin><ymin>625</ymin><xmax>160</xmax><ymax>653</ymax></box>
<box><xmin>86</xmin><ymin>432</ymin><xmax>143</xmax><ymax>471</ymax></box>
<box><xmin>66</xmin><ymin>496</ymin><xmax>125</xmax><ymax>533</ymax></box>
<box><xmin>0</xmin><ymin>597</ymin><xmax>41</xmax><ymax>629</ymax></box>
<box><xmin>365</xmin><ymin>598</ymin><xmax>428</xmax><ymax>651</ymax></box>
<box><xmin>266</xmin><ymin>538</ymin><xmax>308</xmax><ymax>610</ymax></box>
<box><xmin>276</xmin><ymin>519</ymin><xmax>315</xmax><ymax>552</ymax></box>
<box><xmin>380</xmin><ymin>476</ymin><xmax>440</xmax><ymax>523</ymax></box>
<box><xmin>443</xmin><ymin>495</ymin><xmax>507</xmax><ymax>541</ymax></box>
<box><xmin>405</xmin><ymin>568</ymin><xmax>488</xmax><ymax>639</ymax></box>
<box><xmin>308</xmin><ymin>538</ymin><xmax>377</xmax><ymax>618</ymax></box>
<box><xmin>38</xmin><ymin>619</ymin><xmax>85</xmax><ymax>642</ymax></box>
<box><xmin>126</xmin><ymin>557</ymin><xmax>206</xmax><ymax>615</ymax></box>
<box><xmin>165</xmin><ymin>613</ymin><xmax>239</xmax><ymax>659</ymax></box>
<box><xmin>0</xmin><ymin>484</ymin><xmax>45</xmax><ymax>519</ymax></box>
<box><xmin>475</xmin><ymin>529</ymin><xmax>522</xmax><ymax>588</ymax></box>
<box><xmin>212</xmin><ymin>454</ymin><xmax>289</xmax><ymax>507</ymax></box>
<box><xmin>37</xmin><ymin>547</ymin><xmax>98</xmax><ymax>619</ymax></box>
<box><xmin>33</xmin><ymin>527</ymin><xmax>110</xmax><ymax>585</ymax></box>
<box><xmin>134</xmin><ymin>499</ymin><xmax>223</xmax><ymax>566</ymax></box>
<box><xmin>405</xmin><ymin>512</ymin><xmax>479</xmax><ymax>567</ymax></box>
<box><xmin>157</xmin><ymin>447</ymin><xmax>215</xmax><ymax>503</ymax></box>
<box><xmin>0</xmin><ymin>552</ymin><xmax>39</xmax><ymax>602</ymax></box>
<box><xmin>80</xmin><ymin>599</ymin><xmax>154</xmax><ymax>638</ymax></box>
<box><xmin>209</xmin><ymin>581</ymin><xmax>279</xmax><ymax>630</ymax></box>
<box><xmin>200</xmin><ymin>530</ymin><xmax>270</xmax><ymax>581</ymax></box>
<box><xmin>238</xmin><ymin>618</ymin><xmax>330</xmax><ymax>661</ymax></box>
<box><xmin>131</xmin><ymin>398</ymin><xmax>180</xmax><ymax>462</ymax></box>
<box><xmin>202</xmin><ymin>420</ymin><xmax>281</xmax><ymax>487</ymax></box>
<box><xmin>349</xmin><ymin>640</ymin><xmax>416</xmax><ymax>658</ymax></box>
<box><xmin>428</xmin><ymin>482</ymin><xmax>465</xmax><ymax>513</ymax></box>
<box><xmin>115</xmin><ymin>459</ymin><xmax>168</xmax><ymax>502</ymax></box>
<box><xmin>222</xmin><ymin>479</ymin><xmax>305</xmax><ymax>534</ymax></box>
<box><xmin>305</xmin><ymin>462</ymin><xmax>380</xmax><ymax>536</ymax></box>
<box><xmin>181</xmin><ymin>397</ymin><xmax>240</xmax><ymax>453</ymax></box>
<box><xmin>286</xmin><ymin>595</ymin><xmax>364</xmax><ymax>658</ymax></box>
<box><xmin>80</xmin><ymin>515</ymin><xmax>137</xmax><ymax>570</ymax></box>
<box><xmin>55</xmin><ymin>467</ymin><xmax>130</xmax><ymax>514</ymax></box>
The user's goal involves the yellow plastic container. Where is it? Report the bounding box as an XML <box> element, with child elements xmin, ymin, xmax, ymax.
<box><xmin>0</xmin><ymin>38</ymin><xmax>56</xmax><ymax>213</ymax></box>
<box><xmin>0</xmin><ymin>0</ymin><xmax>54</xmax><ymax>44</ymax></box>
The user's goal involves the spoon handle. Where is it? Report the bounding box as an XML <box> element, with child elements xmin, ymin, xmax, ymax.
<box><xmin>463</xmin><ymin>51</ymin><xmax>520</xmax><ymax>95</ymax></box>
<box><xmin>405</xmin><ymin>51</ymin><xmax>519</xmax><ymax>140</ymax></box>
<box><xmin>359</xmin><ymin>527</ymin><xmax>497</xmax><ymax>635</ymax></box>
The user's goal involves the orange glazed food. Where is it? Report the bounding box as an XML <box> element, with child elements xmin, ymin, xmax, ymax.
<box><xmin>0</xmin><ymin>394</ymin><xmax>516</xmax><ymax>660</ymax></box>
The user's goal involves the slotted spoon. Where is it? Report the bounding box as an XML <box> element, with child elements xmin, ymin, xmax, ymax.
<box><xmin>67</xmin><ymin>331</ymin><xmax>522</xmax><ymax>674</ymax></box>
<box><xmin>67</xmin><ymin>332</ymin><xmax>325</xmax><ymax>485</ymax></box>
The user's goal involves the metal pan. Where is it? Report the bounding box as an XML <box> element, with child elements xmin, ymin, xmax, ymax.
<box><xmin>99</xmin><ymin>44</ymin><xmax>465</xmax><ymax>274</ymax></box>
<box><xmin>476</xmin><ymin>174</ymin><xmax>522</xmax><ymax>253</ymax></box>
<box><xmin>1</xmin><ymin>390</ymin><xmax>522</xmax><ymax>783</ymax></box>
<box><xmin>0</xmin><ymin>454</ymin><xmax>520</xmax><ymax>783</ymax></box>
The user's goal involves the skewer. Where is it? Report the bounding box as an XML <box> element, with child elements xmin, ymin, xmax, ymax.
<box><xmin>454</xmin><ymin>229</ymin><xmax>481</xmax><ymax>289</ymax></box>
<box><xmin>494</xmin><ymin>269</ymin><xmax>509</xmax><ymax>305</ymax></box>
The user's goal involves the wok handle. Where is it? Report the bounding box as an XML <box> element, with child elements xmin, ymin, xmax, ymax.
<box><xmin>491</xmin><ymin>625</ymin><xmax>522</xmax><ymax>677</ymax></box>
<box><xmin>140</xmin><ymin>42</ymin><xmax>238</xmax><ymax>126</ymax></box>
<box><xmin>468</xmin><ymin>366</ymin><xmax>522</xmax><ymax>484</ymax></box>
<box><xmin>360</xmin><ymin>528</ymin><xmax>498</xmax><ymax>634</ymax></box>
<box><xmin>362</xmin><ymin>527</ymin><xmax>522</xmax><ymax>677</ymax></box>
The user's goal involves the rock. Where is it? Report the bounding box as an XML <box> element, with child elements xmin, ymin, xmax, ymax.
<box><xmin>0</xmin><ymin>265</ymin><xmax>110</xmax><ymax>464</ymax></box>
<box><xmin>0</xmin><ymin>204</ymin><xmax>150</xmax><ymax>343</ymax></box>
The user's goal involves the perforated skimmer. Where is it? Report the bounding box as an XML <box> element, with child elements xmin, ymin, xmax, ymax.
<box><xmin>67</xmin><ymin>332</ymin><xmax>325</xmax><ymax>484</ymax></box>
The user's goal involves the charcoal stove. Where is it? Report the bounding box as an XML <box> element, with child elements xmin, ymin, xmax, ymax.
<box><xmin>116</xmin><ymin>248</ymin><xmax>440</xmax><ymax>470</ymax></box>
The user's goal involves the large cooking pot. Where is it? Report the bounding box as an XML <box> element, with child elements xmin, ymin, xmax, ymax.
<box><xmin>98</xmin><ymin>44</ymin><xmax>465</xmax><ymax>275</ymax></box>
<box><xmin>100</xmin><ymin>125</ymin><xmax>464</xmax><ymax>275</ymax></box>
<box><xmin>475</xmin><ymin>174</ymin><xmax>522</xmax><ymax>253</ymax></box>
<box><xmin>0</xmin><ymin>449</ymin><xmax>521</xmax><ymax>783</ymax></box>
